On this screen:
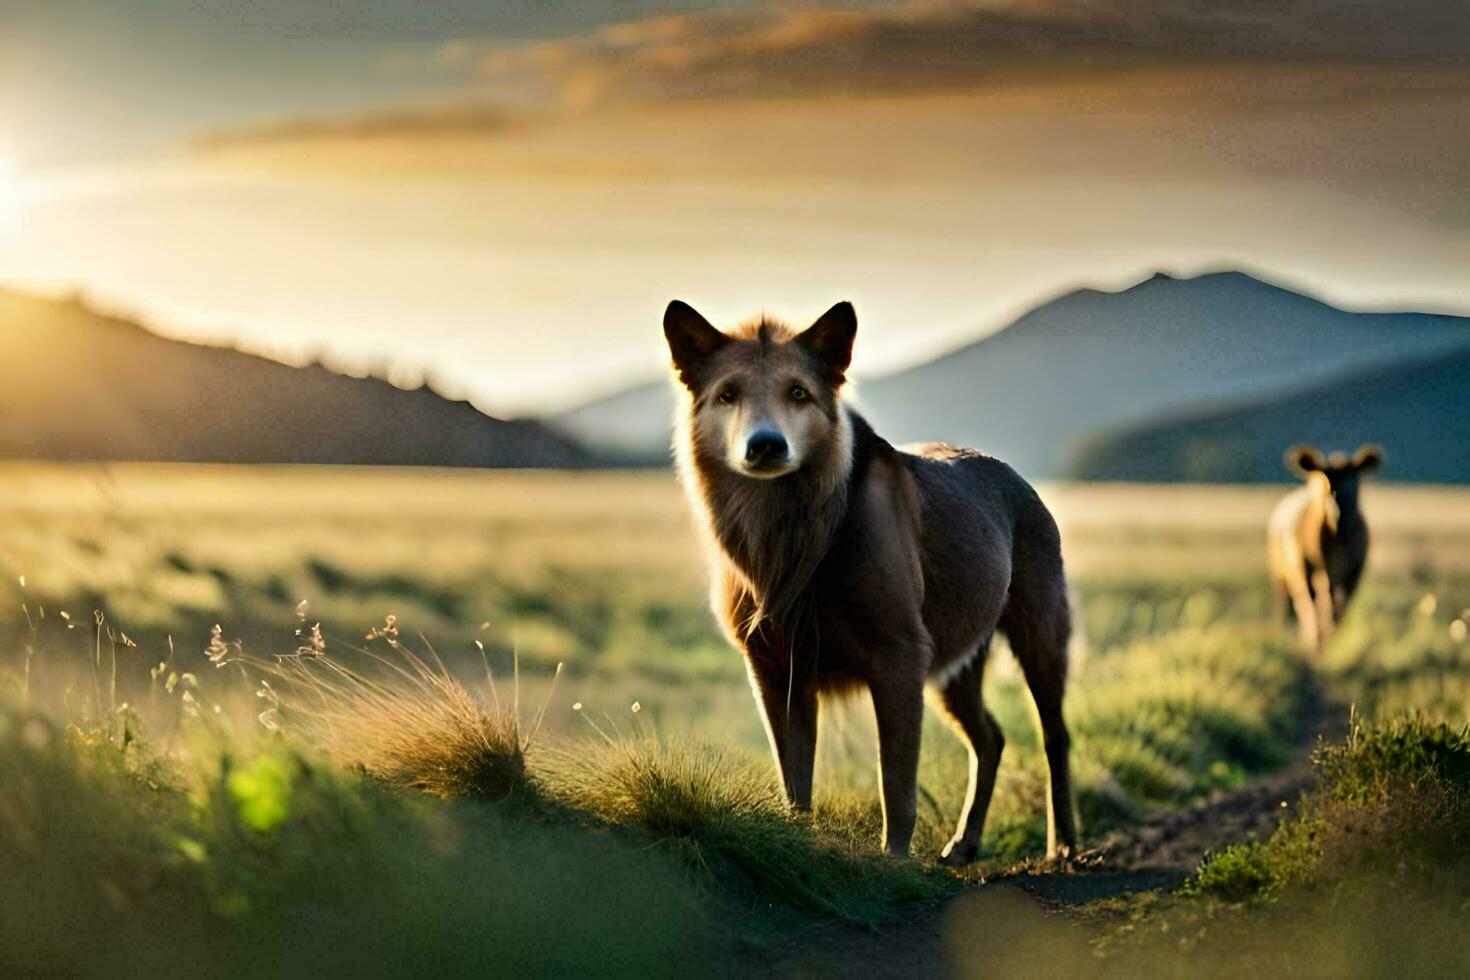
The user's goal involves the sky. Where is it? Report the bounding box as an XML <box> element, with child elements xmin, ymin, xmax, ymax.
<box><xmin>2</xmin><ymin>1</ymin><xmax>1469</xmax><ymax>415</ymax></box>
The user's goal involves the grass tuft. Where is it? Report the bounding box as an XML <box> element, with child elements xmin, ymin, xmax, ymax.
<box><xmin>542</xmin><ymin>737</ymin><xmax>949</xmax><ymax>929</ymax></box>
<box><xmin>1188</xmin><ymin>715</ymin><xmax>1470</xmax><ymax>902</ymax></box>
<box><xmin>259</xmin><ymin>634</ymin><xmax>531</xmax><ymax>800</ymax></box>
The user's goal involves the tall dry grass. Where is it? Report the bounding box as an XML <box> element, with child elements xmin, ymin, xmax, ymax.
<box><xmin>242</xmin><ymin>613</ymin><xmax>558</xmax><ymax>800</ymax></box>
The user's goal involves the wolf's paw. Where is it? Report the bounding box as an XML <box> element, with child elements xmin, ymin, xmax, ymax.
<box><xmin>1042</xmin><ymin>843</ymin><xmax>1076</xmax><ymax>872</ymax></box>
<box><xmin>939</xmin><ymin>838</ymin><xmax>979</xmax><ymax>868</ymax></box>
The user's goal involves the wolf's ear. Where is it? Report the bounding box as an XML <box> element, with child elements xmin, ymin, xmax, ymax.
<box><xmin>795</xmin><ymin>301</ymin><xmax>857</xmax><ymax>384</ymax></box>
<box><xmin>664</xmin><ymin>300</ymin><xmax>727</xmax><ymax>389</ymax></box>
<box><xmin>1285</xmin><ymin>444</ymin><xmax>1325</xmax><ymax>478</ymax></box>
<box><xmin>1352</xmin><ymin>443</ymin><xmax>1384</xmax><ymax>475</ymax></box>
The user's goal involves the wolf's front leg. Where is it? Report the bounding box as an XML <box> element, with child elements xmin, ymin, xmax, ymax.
<box><xmin>870</xmin><ymin>674</ymin><xmax>925</xmax><ymax>855</ymax></box>
<box><xmin>748</xmin><ymin>661</ymin><xmax>818</xmax><ymax>810</ymax></box>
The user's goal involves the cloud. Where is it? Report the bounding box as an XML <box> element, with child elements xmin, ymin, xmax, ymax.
<box><xmin>197</xmin><ymin>104</ymin><xmax>515</xmax><ymax>149</ymax></box>
<box><xmin>187</xmin><ymin>0</ymin><xmax>1470</xmax><ymax>233</ymax></box>
<box><xmin>449</xmin><ymin>1</ymin><xmax>1470</xmax><ymax>109</ymax></box>
<box><xmin>194</xmin><ymin>1</ymin><xmax>1470</xmax><ymax>149</ymax></box>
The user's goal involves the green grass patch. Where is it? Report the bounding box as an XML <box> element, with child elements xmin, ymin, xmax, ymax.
<box><xmin>1188</xmin><ymin>715</ymin><xmax>1470</xmax><ymax>903</ymax></box>
<box><xmin>0</xmin><ymin>706</ymin><xmax>721</xmax><ymax>978</ymax></box>
<box><xmin>541</xmin><ymin>737</ymin><xmax>949</xmax><ymax>932</ymax></box>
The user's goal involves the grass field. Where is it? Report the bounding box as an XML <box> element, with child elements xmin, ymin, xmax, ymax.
<box><xmin>3</xmin><ymin>464</ymin><xmax>1469</xmax><ymax>975</ymax></box>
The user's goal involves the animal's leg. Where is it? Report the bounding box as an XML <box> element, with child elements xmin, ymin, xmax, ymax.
<box><xmin>747</xmin><ymin>660</ymin><xmax>819</xmax><ymax>810</ymax></box>
<box><xmin>1030</xmin><ymin>676</ymin><xmax>1077</xmax><ymax>860</ymax></box>
<box><xmin>1289</xmin><ymin>564</ymin><xmax>1319</xmax><ymax>652</ymax></box>
<box><xmin>1311</xmin><ymin>568</ymin><xmax>1336</xmax><ymax>652</ymax></box>
<box><xmin>934</xmin><ymin>646</ymin><xmax>1004</xmax><ymax>867</ymax></box>
<box><xmin>1272</xmin><ymin>575</ymin><xmax>1292</xmax><ymax>624</ymax></box>
<box><xmin>869</xmin><ymin>671</ymin><xmax>926</xmax><ymax>856</ymax></box>
<box><xmin>1334</xmin><ymin>565</ymin><xmax>1364</xmax><ymax>622</ymax></box>
<box><xmin>1008</xmin><ymin>608</ymin><xmax>1078</xmax><ymax>861</ymax></box>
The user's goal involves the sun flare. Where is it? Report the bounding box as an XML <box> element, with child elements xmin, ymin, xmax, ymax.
<box><xmin>0</xmin><ymin>152</ymin><xmax>29</xmax><ymax>239</ymax></box>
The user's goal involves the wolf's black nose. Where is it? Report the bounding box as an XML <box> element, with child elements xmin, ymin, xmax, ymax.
<box><xmin>745</xmin><ymin>430</ymin><xmax>788</xmax><ymax>465</ymax></box>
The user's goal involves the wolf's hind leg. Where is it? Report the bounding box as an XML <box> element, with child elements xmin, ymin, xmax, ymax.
<box><xmin>934</xmin><ymin>642</ymin><xmax>1003</xmax><ymax>867</ymax></box>
<box><xmin>1006</xmin><ymin>602</ymin><xmax>1078</xmax><ymax>861</ymax></box>
<box><xmin>1029</xmin><ymin>671</ymin><xmax>1077</xmax><ymax>861</ymax></box>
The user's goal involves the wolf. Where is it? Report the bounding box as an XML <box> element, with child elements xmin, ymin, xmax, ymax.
<box><xmin>663</xmin><ymin>299</ymin><xmax>1077</xmax><ymax>863</ymax></box>
<box><xmin>1269</xmin><ymin>443</ymin><xmax>1383</xmax><ymax>654</ymax></box>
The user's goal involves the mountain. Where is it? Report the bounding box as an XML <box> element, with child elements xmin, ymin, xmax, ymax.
<box><xmin>0</xmin><ymin>290</ymin><xmax>589</xmax><ymax>467</ymax></box>
<box><xmin>1067</xmin><ymin>349</ymin><xmax>1470</xmax><ymax>484</ymax></box>
<box><xmin>546</xmin><ymin>379</ymin><xmax>671</xmax><ymax>464</ymax></box>
<box><xmin>857</xmin><ymin>272</ymin><xmax>1470</xmax><ymax>478</ymax></box>
<box><xmin>553</xmin><ymin>272</ymin><xmax>1470</xmax><ymax>478</ymax></box>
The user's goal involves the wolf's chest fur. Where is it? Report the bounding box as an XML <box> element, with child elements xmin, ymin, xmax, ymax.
<box><xmin>685</xmin><ymin>411</ymin><xmax>918</xmax><ymax>686</ymax></box>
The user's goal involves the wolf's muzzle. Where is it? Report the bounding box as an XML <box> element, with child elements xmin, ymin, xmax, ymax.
<box><xmin>745</xmin><ymin>430</ymin><xmax>789</xmax><ymax>468</ymax></box>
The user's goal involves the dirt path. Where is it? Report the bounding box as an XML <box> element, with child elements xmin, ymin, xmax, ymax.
<box><xmin>740</xmin><ymin>766</ymin><xmax>1317</xmax><ymax>979</ymax></box>
<box><xmin>739</xmin><ymin>693</ymin><xmax>1344</xmax><ymax>978</ymax></box>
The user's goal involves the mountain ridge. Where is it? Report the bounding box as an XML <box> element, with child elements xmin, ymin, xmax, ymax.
<box><xmin>0</xmin><ymin>289</ymin><xmax>591</xmax><ymax>468</ymax></box>
<box><xmin>1068</xmin><ymin>347</ymin><xmax>1470</xmax><ymax>483</ymax></box>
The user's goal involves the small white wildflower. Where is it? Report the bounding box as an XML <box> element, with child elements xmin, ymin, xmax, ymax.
<box><xmin>630</xmin><ymin>701</ymin><xmax>641</xmax><ymax>714</ymax></box>
<box><xmin>572</xmin><ymin>702</ymin><xmax>583</xmax><ymax>711</ymax></box>
<box><xmin>205</xmin><ymin>624</ymin><xmax>231</xmax><ymax>667</ymax></box>
<box><xmin>1451</xmin><ymin>619</ymin><xmax>1468</xmax><ymax>643</ymax></box>
<box><xmin>294</xmin><ymin>621</ymin><xmax>326</xmax><ymax>656</ymax></box>
<box><xmin>365</xmin><ymin>614</ymin><xmax>400</xmax><ymax>643</ymax></box>
<box><xmin>1418</xmin><ymin>593</ymin><xmax>1438</xmax><ymax>616</ymax></box>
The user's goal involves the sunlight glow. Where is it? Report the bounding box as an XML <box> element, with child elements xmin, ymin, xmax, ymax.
<box><xmin>0</xmin><ymin>152</ymin><xmax>30</xmax><ymax>241</ymax></box>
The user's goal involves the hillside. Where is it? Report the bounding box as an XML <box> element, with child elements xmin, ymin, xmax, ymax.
<box><xmin>547</xmin><ymin>379</ymin><xmax>671</xmax><ymax>464</ymax></box>
<box><xmin>1067</xmin><ymin>349</ymin><xmax>1470</xmax><ymax>484</ymax></box>
<box><xmin>553</xmin><ymin>272</ymin><xmax>1470</xmax><ymax>478</ymax></box>
<box><xmin>857</xmin><ymin>272</ymin><xmax>1470</xmax><ymax>478</ymax></box>
<box><xmin>0</xmin><ymin>290</ymin><xmax>589</xmax><ymax>467</ymax></box>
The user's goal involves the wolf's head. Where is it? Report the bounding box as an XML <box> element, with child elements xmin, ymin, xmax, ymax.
<box><xmin>664</xmin><ymin>300</ymin><xmax>856</xmax><ymax>480</ymax></box>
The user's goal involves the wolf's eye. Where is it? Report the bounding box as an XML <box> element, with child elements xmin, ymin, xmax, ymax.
<box><xmin>717</xmin><ymin>388</ymin><xmax>737</xmax><ymax>406</ymax></box>
<box><xmin>789</xmin><ymin>385</ymin><xmax>808</xmax><ymax>402</ymax></box>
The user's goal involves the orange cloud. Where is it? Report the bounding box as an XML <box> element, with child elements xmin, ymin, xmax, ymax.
<box><xmin>193</xmin><ymin>1</ymin><xmax>1470</xmax><ymax>153</ymax></box>
<box><xmin>445</xmin><ymin>1</ymin><xmax>1470</xmax><ymax>109</ymax></box>
<box><xmin>197</xmin><ymin>105</ymin><xmax>515</xmax><ymax>149</ymax></box>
